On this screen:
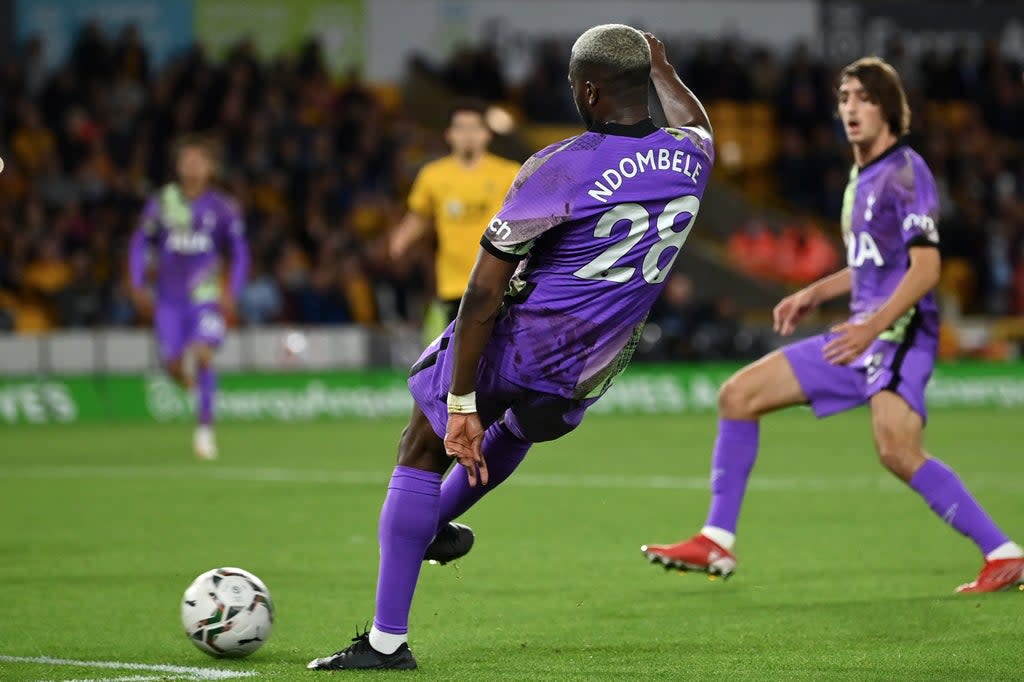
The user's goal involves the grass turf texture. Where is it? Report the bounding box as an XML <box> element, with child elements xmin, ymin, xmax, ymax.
<box><xmin>1</xmin><ymin>410</ymin><xmax>1022</xmax><ymax>681</ymax></box>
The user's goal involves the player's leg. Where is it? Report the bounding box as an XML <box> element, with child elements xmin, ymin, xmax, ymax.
<box><xmin>870</xmin><ymin>391</ymin><xmax>1024</xmax><ymax>592</ymax></box>
<box><xmin>707</xmin><ymin>350</ymin><xmax>811</xmax><ymax>535</ymax></box>
<box><xmin>192</xmin><ymin>343</ymin><xmax>218</xmax><ymax>459</ymax></box>
<box><xmin>426</xmin><ymin>420</ymin><xmax>530</xmax><ymax>563</ymax></box>
<box><xmin>164</xmin><ymin>357</ymin><xmax>190</xmax><ymax>388</ymax></box>
<box><xmin>642</xmin><ymin>350</ymin><xmax>808</xmax><ymax>574</ymax></box>
<box><xmin>154</xmin><ymin>304</ymin><xmax>189</xmax><ymax>387</ymax></box>
<box><xmin>429</xmin><ymin>385</ymin><xmax>592</xmax><ymax>564</ymax></box>
<box><xmin>190</xmin><ymin>304</ymin><xmax>226</xmax><ymax>460</ymax></box>
<box><xmin>308</xmin><ymin>407</ymin><xmax>447</xmax><ymax>670</ymax></box>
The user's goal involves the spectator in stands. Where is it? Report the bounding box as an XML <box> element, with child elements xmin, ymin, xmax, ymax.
<box><xmin>56</xmin><ymin>249</ymin><xmax>102</xmax><ymax>327</ymax></box>
<box><xmin>776</xmin><ymin>218</ymin><xmax>840</xmax><ymax>285</ymax></box>
<box><xmin>728</xmin><ymin>220</ymin><xmax>779</xmax><ymax>281</ymax></box>
<box><xmin>0</xmin><ymin>24</ymin><xmax>1021</xmax><ymax>345</ymax></box>
<box><xmin>239</xmin><ymin>257</ymin><xmax>283</xmax><ymax>326</ymax></box>
<box><xmin>12</xmin><ymin>104</ymin><xmax>55</xmax><ymax>176</ymax></box>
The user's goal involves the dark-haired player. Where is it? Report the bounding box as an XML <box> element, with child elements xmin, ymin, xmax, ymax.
<box><xmin>308</xmin><ymin>26</ymin><xmax>714</xmax><ymax>670</ymax></box>
<box><xmin>390</xmin><ymin>100</ymin><xmax>519</xmax><ymax>336</ymax></box>
<box><xmin>642</xmin><ymin>57</ymin><xmax>1023</xmax><ymax>594</ymax></box>
<box><xmin>129</xmin><ymin>136</ymin><xmax>249</xmax><ymax>459</ymax></box>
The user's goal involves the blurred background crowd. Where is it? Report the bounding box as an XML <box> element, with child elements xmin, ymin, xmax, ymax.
<box><xmin>1</xmin><ymin>20</ymin><xmax>1022</xmax><ymax>359</ymax></box>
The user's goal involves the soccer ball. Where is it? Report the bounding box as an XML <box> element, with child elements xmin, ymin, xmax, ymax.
<box><xmin>181</xmin><ymin>567</ymin><xmax>274</xmax><ymax>658</ymax></box>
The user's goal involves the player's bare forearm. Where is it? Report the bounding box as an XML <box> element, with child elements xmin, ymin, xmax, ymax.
<box><xmin>449</xmin><ymin>251</ymin><xmax>517</xmax><ymax>396</ymax></box>
<box><xmin>807</xmin><ymin>267</ymin><xmax>852</xmax><ymax>305</ymax></box>
<box><xmin>864</xmin><ymin>247</ymin><xmax>940</xmax><ymax>334</ymax></box>
<box><xmin>391</xmin><ymin>213</ymin><xmax>431</xmax><ymax>259</ymax></box>
<box><xmin>644</xmin><ymin>33</ymin><xmax>712</xmax><ymax>135</ymax></box>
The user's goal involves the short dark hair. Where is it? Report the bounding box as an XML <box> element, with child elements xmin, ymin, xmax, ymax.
<box><xmin>173</xmin><ymin>133</ymin><xmax>221</xmax><ymax>165</ymax></box>
<box><xmin>446</xmin><ymin>99</ymin><xmax>489</xmax><ymax>128</ymax></box>
<box><xmin>837</xmin><ymin>57</ymin><xmax>911</xmax><ymax>136</ymax></box>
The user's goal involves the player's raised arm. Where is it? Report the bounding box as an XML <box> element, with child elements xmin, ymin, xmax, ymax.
<box><xmin>643</xmin><ymin>33</ymin><xmax>712</xmax><ymax>138</ymax></box>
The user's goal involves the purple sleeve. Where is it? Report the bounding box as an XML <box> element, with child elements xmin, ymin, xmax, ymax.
<box><xmin>481</xmin><ymin>140</ymin><xmax>577</xmax><ymax>261</ymax></box>
<box><xmin>223</xmin><ymin>201</ymin><xmax>250</xmax><ymax>297</ymax></box>
<box><xmin>129</xmin><ymin>198</ymin><xmax>160</xmax><ymax>288</ymax></box>
<box><xmin>893</xmin><ymin>155</ymin><xmax>940</xmax><ymax>249</ymax></box>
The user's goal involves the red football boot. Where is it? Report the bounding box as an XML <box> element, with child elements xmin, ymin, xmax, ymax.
<box><xmin>641</xmin><ymin>534</ymin><xmax>737</xmax><ymax>578</ymax></box>
<box><xmin>955</xmin><ymin>558</ymin><xmax>1024</xmax><ymax>593</ymax></box>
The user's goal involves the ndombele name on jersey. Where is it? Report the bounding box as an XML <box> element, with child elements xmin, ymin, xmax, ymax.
<box><xmin>588</xmin><ymin>148</ymin><xmax>703</xmax><ymax>204</ymax></box>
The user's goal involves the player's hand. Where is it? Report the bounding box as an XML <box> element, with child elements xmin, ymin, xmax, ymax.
<box><xmin>822</xmin><ymin>320</ymin><xmax>880</xmax><ymax>365</ymax></box>
<box><xmin>130</xmin><ymin>287</ymin><xmax>154</xmax><ymax>318</ymax></box>
<box><xmin>772</xmin><ymin>288</ymin><xmax>818</xmax><ymax>336</ymax></box>
<box><xmin>444</xmin><ymin>412</ymin><xmax>488</xmax><ymax>487</ymax></box>
<box><xmin>642</xmin><ymin>32</ymin><xmax>672</xmax><ymax>73</ymax></box>
<box><xmin>389</xmin><ymin>229</ymin><xmax>409</xmax><ymax>262</ymax></box>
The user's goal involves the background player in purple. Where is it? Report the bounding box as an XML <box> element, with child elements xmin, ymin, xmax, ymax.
<box><xmin>128</xmin><ymin>136</ymin><xmax>249</xmax><ymax>460</ymax></box>
<box><xmin>642</xmin><ymin>57</ymin><xmax>1024</xmax><ymax>593</ymax></box>
<box><xmin>308</xmin><ymin>26</ymin><xmax>714</xmax><ymax>671</ymax></box>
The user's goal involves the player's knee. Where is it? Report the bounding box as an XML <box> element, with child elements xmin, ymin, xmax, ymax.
<box><xmin>194</xmin><ymin>346</ymin><xmax>214</xmax><ymax>369</ymax></box>
<box><xmin>396</xmin><ymin>411</ymin><xmax>448</xmax><ymax>474</ymax></box>
<box><xmin>875</xmin><ymin>437</ymin><xmax>922</xmax><ymax>481</ymax></box>
<box><xmin>164</xmin><ymin>359</ymin><xmax>184</xmax><ymax>379</ymax></box>
<box><xmin>718</xmin><ymin>375</ymin><xmax>758</xmax><ymax>420</ymax></box>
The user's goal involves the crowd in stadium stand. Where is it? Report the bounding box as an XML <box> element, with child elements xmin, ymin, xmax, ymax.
<box><xmin>1</xmin><ymin>24</ymin><xmax>1023</xmax><ymax>340</ymax></box>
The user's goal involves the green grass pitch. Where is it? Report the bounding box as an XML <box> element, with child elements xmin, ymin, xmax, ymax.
<box><xmin>1</xmin><ymin>409</ymin><xmax>1022</xmax><ymax>681</ymax></box>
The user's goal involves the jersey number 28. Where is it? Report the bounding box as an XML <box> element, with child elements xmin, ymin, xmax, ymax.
<box><xmin>573</xmin><ymin>195</ymin><xmax>700</xmax><ymax>285</ymax></box>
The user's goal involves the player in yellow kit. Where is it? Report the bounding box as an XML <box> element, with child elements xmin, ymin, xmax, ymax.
<box><xmin>390</xmin><ymin>101</ymin><xmax>519</xmax><ymax>336</ymax></box>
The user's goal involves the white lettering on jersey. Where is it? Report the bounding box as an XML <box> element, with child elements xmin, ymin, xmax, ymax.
<box><xmin>902</xmin><ymin>213</ymin><xmax>939</xmax><ymax>243</ymax></box>
<box><xmin>167</xmin><ymin>232</ymin><xmax>213</xmax><ymax>254</ymax></box>
<box><xmin>847</xmin><ymin>231</ymin><xmax>884</xmax><ymax>267</ymax></box>
<box><xmin>588</xmin><ymin>148</ymin><xmax>702</xmax><ymax>203</ymax></box>
<box><xmin>864</xmin><ymin>192</ymin><xmax>876</xmax><ymax>222</ymax></box>
<box><xmin>488</xmin><ymin>218</ymin><xmax>511</xmax><ymax>241</ymax></box>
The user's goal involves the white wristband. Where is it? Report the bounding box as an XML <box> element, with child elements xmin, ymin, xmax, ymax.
<box><xmin>447</xmin><ymin>391</ymin><xmax>477</xmax><ymax>414</ymax></box>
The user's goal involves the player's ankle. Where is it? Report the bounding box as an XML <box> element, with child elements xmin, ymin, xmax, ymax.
<box><xmin>369</xmin><ymin>626</ymin><xmax>407</xmax><ymax>655</ymax></box>
<box><xmin>985</xmin><ymin>541</ymin><xmax>1024</xmax><ymax>561</ymax></box>
<box><xmin>700</xmin><ymin>526</ymin><xmax>736</xmax><ymax>551</ymax></box>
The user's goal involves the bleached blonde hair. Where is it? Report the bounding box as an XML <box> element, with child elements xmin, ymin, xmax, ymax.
<box><xmin>569</xmin><ymin>24</ymin><xmax>651</xmax><ymax>81</ymax></box>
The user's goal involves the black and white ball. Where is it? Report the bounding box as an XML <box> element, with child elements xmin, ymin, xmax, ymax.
<box><xmin>181</xmin><ymin>567</ymin><xmax>274</xmax><ymax>658</ymax></box>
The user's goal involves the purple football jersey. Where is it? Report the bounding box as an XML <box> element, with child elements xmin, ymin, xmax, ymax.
<box><xmin>480</xmin><ymin>119</ymin><xmax>714</xmax><ymax>400</ymax></box>
<box><xmin>841</xmin><ymin>143</ymin><xmax>940</xmax><ymax>344</ymax></box>
<box><xmin>129</xmin><ymin>184</ymin><xmax>249</xmax><ymax>305</ymax></box>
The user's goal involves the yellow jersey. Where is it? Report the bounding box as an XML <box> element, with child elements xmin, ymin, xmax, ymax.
<box><xmin>407</xmin><ymin>153</ymin><xmax>520</xmax><ymax>301</ymax></box>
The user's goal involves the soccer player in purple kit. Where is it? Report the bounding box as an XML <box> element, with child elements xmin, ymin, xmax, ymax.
<box><xmin>307</xmin><ymin>25</ymin><xmax>714</xmax><ymax>670</ymax></box>
<box><xmin>129</xmin><ymin>136</ymin><xmax>249</xmax><ymax>460</ymax></box>
<box><xmin>642</xmin><ymin>57</ymin><xmax>1024</xmax><ymax>593</ymax></box>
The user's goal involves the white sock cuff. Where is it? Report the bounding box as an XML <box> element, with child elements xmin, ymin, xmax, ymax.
<box><xmin>985</xmin><ymin>541</ymin><xmax>1024</xmax><ymax>561</ymax></box>
<box><xmin>700</xmin><ymin>526</ymin><xmax>736</xmax><ymax>551</ymax></box>
<box><xmin>369</xmin><ymin>626</ymin><xmax>408</xmax><ymax>655</ymax></box>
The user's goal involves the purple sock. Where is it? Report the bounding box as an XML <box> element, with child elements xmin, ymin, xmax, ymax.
<box><xmin>436</xmin><ymin>421</ymin><xmax>530</xmax><ymax>533</ymax></box>
<box><xmin>197</xmin><ymin>366</ymin><xmax>216</xmax><ymax>426</ymax></box>
<box><xmin>373</xmin><ymin>466</ymin><xmax>441</xmax><ymax>635</ymax></box>
<box><xmin>704</xmin><ymin>419</ymin><xmax>759</xmax><ymax>534</ymax></box>
<box><xmin>909</xmin><ymin>458</ymin><xmax>1009</xmax><ymax>555</ymax></box>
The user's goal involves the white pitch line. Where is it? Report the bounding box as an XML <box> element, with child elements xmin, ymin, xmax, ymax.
<box><xmin>0</xmin><ymin>465</ymin><xmax>1021</xmax><ymax>493</ymax></box>
<box><xmin>34</xmin><ymin>671</ymin><xmax>191</xmax><ymax>675</ymax></box>
<box><xmin>0</xmin><ymin>654</ymin><xmax>256</xmax><ymax>680</ymax></box>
